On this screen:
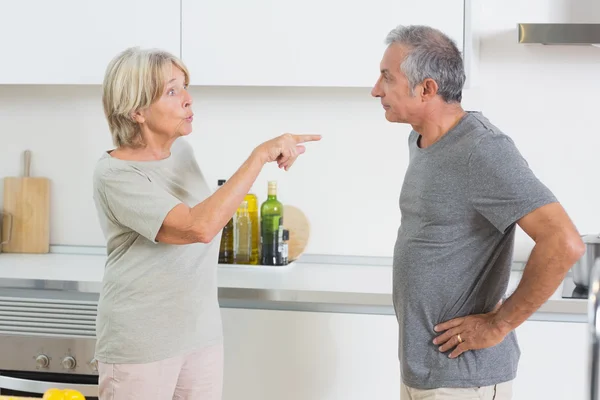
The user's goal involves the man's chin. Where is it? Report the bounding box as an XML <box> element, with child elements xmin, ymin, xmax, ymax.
<box><xmin>384</xmin><ymin>112</ymin><xmax>404</xmax><ymax>124</ymax></box>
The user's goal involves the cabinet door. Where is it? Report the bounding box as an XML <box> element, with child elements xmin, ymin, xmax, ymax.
<box><xmin>182</xmin><ymin>0</ymin><xmax>464</xmax><ymax>87</ymax></box>
<box><xmin>513</xmin><ymin>321</ymin><xmax>588</xmax><ymax>400</ymax></box>
<box><xmin>0</xmin><ymin>0</ymin><xmax>180</xmax><ymax>84</ymax></box>
<box><xmin>221</xmin><ymin>308</ymin><xmax>400</xmax><ymax>400</ymax></box>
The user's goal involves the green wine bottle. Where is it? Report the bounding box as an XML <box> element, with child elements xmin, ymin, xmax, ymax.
<box><xmin>260</xmin><ymin>181</ymin><xmax>284</xmax><ymax>265</ymax></box>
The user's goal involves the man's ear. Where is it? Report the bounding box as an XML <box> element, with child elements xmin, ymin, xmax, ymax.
<box><xmin>421</xmin><ymin>78</ymin><xmax>439</xmax><ymax>100</ymax></box>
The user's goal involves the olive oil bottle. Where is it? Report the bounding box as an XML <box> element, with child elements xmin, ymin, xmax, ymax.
<box><xmin>260</xmin><ymin>181</ymin><xmax>284</xmax><ymax>265</ymax></box>
<box><xmin>217</xmin><ymin>179</ymin><xmax>234</xmax><ymax>264</ymax></box>
<box><xmin>244</xmin><ymin>193</ymin><xmax>260</xmax><ymax>265</ymax></box>
<box><xmin>234</xmin><ymin>201</ymin><xmax>252</xmax><ymax>264</ymax></box>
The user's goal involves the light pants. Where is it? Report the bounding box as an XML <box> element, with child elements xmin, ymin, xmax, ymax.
<box><xmin>98</xmin><ymin>342</ymin><xmax>224</xmax><ymax>400</ymax></box>
<box><xmin>401</xmin><ymin>380</ymin><xmax>513</xmax><ymax>400</ymax></box>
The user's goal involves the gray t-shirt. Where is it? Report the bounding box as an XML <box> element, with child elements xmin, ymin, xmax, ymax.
<box><xmin>92</xmin><ymin>138</ymin><xmax>222</xmax><ymax>364</ymax></box>
<box><xmin>393</xmin><ymin>111</ymin><xmax>557</xmax><ymax>389</ymax></box>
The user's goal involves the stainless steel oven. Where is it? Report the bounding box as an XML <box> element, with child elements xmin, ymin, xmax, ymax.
<box><xmin>0</xmin><ymin>370</ymin><xmax>98</xmax><ymax>399</ymax></box>
<box><xmin>0</xmin><ymin>279</ymin><xmax>101</xmax><ymax>398</ymax></box>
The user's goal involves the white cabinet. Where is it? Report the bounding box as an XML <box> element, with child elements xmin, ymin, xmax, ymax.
<box><xmin>0</xmin><ymin>0</ymin><xmax>181</xmax><ymax>84</ymax></box>
<box><xmin>221</xmin><ymin>308</ymin><xmax>401</xmax><ymax>400</ymax></box>
<box><xmin>221</xmin><ymin>309</ymin><xmax>590</xmax><ymax>400</ymax></box>
<box><xmin>0</xmin><ymin>0</ymin><xmax>468</xmax><ymax>87</ymax></box>
<box><xmin>182</xmin><ymin>0</ymin><xmax>466</xmax><ymax>87</ymax></box>
<box><xmin>513</xmin><ymin>321</ymin><xmax>588</xmax><ymax>400</ymax></box>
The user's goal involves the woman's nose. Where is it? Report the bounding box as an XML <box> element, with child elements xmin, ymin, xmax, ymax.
<box><xmin>184</xmin><ymin>90</ymin><xmax>193</xmax><ymax>107</ymax></box>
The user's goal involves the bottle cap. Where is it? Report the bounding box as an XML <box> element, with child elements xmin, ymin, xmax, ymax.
<box><xmin>282</xmin><ymin>229</ymin><xmax>289</xmax><ymax>241</ymax></box>
<box><xmin>267</xmin><ymin>180</ymin><xmax>278</xmax><ymax>195</ymax></box>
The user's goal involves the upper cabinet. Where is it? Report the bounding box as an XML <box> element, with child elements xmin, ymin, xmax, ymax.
<box><xmin>0</xmin><ymin>1</ymin><xmax>470</xmax><ymax>87</ymax></box>
<box><xmin>0</xmin><ymin>0</ymin><xmax>181</xmax><ymax>85</ymax></box>
<box><xmin>182</xmin><ymin>0</ymin><xmax>467</xmax><ymax>87</ymax></box>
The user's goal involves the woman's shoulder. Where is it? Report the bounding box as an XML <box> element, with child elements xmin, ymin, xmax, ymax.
<box><xmin>93</xmin><ymin>138</ymin><xmax>196</xmax><ymax>186</ymax></box>
<box><xmin>94</xmin><ymin>151</ymin><xmax>133</xmax><ymax>173</ymax></box>
<box><xmin>93</xmin><ymin>152</ymin><xmax>147</xmax><ymax>187</ymax></box>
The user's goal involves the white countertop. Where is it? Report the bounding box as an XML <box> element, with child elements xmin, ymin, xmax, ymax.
<box><xmin>0</xmin><ymin>251</ymin><xmax>588</xmax><ymax>322</ymax></box>
<box><xmin>0</xmin><ymin>252</ymin><xmax>393</xmax><ymax>293</ymax></box>
<box><xmin>0</xmin><ymin>251</ymin><xmax>561</xmax><ymax>300</ymax></box>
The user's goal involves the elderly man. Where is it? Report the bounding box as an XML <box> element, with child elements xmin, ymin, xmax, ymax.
<box><xmin>371</xmin><ymin>25</ymin><xmax>585</xmax><ymax>399</ymax></box>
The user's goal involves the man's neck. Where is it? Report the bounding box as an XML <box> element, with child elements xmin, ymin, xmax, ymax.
<box><xmin>414</xmin><ymin>105</ymin><xmax>466</xmax><ymax>148</ymax></box>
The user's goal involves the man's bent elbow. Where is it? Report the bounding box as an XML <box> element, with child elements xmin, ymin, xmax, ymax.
<box><xmin>562</xmin><ymin>232</ymin><xmax>586</xmax><ymax>267</ymax></box>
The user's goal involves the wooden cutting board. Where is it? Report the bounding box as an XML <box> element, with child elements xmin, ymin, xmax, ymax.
<box><xmin>283</xmin><ymin>205</ymin><xmax>310</xmax><ymax>262</ymax></box>
<box><xmin>0</xmin><ymin>396</ymin><xmax>40</xmax><ymax>399</ymax></box>
<box><xmin>2</xmin><ymin>150</ymin><xmax>50</xmax><ymax>253</ymax></box>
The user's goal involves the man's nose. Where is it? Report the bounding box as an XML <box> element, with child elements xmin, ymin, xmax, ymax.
<box><xmin>371</xmin><ymin>77</ymin><xmax>382</xmax><ymax>98</ymax></box>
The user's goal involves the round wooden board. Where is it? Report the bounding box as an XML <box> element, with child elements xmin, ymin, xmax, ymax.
<box><xmin>283</xmin><ymin>205</ymin><xmax>310</xmax><ymax>262</ymax></box>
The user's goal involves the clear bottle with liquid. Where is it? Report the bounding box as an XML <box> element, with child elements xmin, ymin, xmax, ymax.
<box><xmin>244</xmin><ymin>193</ymin><xmax>260</xmax><ymax>265</ymax></box>
<box><xmin>281</xmin><ymin>229</ymin><xmax>289</xmax><ymax>265</ymax></box>
<box><xmin>217</xmin><ymin>179</ymin><xmax>234</xmax><ymax>264</ymax></box>
<box><xmin>260</xmin><ymin>181</ymin><xmax>284</xmax><ymax>266</ymax></box>
<box><xmin>234</xmin><ymin>201</ymin><xmax>252</xmax><ymax>264</ymax></box>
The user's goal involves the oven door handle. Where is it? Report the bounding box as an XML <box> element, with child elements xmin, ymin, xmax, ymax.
<box><xmin>0</xmin><ymin>375</ymin><xmax>98</xmax><ymax>397</ymax></box>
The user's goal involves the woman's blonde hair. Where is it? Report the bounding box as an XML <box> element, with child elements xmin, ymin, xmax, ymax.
<box><xmin>102</xmin><ymin>47</ymin><xmax>190</xmax><ymax>147</ymax></box>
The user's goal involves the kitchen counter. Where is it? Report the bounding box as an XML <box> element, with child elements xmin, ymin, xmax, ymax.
<box><xmin>0</xmin><ymin>249</ymin><xmax>588</xmax><ymax>323</ymax></box>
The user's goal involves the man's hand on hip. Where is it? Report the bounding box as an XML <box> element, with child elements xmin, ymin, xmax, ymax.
<box><xmin>432</xmin><ymin>301</ymin><xmax>509</xmax><ymax>359</ymax></box>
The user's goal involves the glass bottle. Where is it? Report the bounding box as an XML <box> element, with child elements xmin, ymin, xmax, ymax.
<box><xmin>260</xmin><ymin>181</ymin><xmax>284</xmax><ymax>266</ymax></box>
<box><xmin>217</xmin><ymin>179</ymin><xmax>234</xmax><ymax>264</ymax></box>
<box><xmin>244</xmin><ymin>193</ymin><xmax>260</xmax><ymax>265</ymax></box>
<box><xmin>281</xmin><ymin>229</ymin><xmax>289</xmax><ymax>265</ymax></box>
<box><xmin>234</xmin><ymin>201</ymin><xmax>252</xmax><ymax>264</ymax></box>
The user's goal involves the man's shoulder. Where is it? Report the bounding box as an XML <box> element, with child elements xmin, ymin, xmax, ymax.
<box><xmin>461</xmin><ymin>112</ymin><xmax>517</xmax><ymax>154</ymax></box>
<box><xmin>462</xmin><ymin>112</ymin><xmax>507</xmax><ymax>138</ymax></box>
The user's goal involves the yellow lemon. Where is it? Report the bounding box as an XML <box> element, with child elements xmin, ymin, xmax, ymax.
<box><xmin>42</xmin><ymin>388</ymin><xmax>86</xmax><ymax>400</ymax></box>
<box><xmin>62</xmin><ymin>389</ymin><xmax>86</xmax><ymax>400</ymax></box>
<box><xmin>42</xmin><ymin>388</ymin><xmax>65</xmax><ymax>400</ymax></box>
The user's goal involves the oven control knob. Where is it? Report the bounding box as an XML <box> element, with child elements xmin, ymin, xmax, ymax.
<box><xmin>61</xmin><ymin>356</ymin><xmax>77</xmax><ymax>370</ymax></box>
<box><xmin>35</xmin><ymin>354</ymin><xmax>50</xmax><ymax>368</ymax></box>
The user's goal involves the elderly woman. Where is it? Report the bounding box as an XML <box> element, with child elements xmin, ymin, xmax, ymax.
<box><xmin>92</xmin><ymin>47</ymin><xmax>320</xmax><ymax>400</ymax></box>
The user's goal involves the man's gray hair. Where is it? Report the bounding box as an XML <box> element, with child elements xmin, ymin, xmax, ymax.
<box><xmin>385</xmin><ymin>25</ymin><xmax>465</xmax><ymax>103</ymax></box>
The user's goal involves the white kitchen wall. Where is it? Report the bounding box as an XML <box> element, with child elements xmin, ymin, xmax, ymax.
<box><xmin>1</xmin><ymin>0</ymin><xmax>600</xmax><ymax>261</ymax></box>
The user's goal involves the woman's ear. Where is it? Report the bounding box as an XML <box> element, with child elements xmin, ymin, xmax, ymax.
<box><xmin>131</xmin><ymin>110</ymin><xmax>145</xmax><ymax>124</ymax></box>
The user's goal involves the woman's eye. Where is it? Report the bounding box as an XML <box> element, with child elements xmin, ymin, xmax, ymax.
<box><xmin>168</xmin><ymin>89</ymin><xmax>175</xmax><ymax>95</ymax></box>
